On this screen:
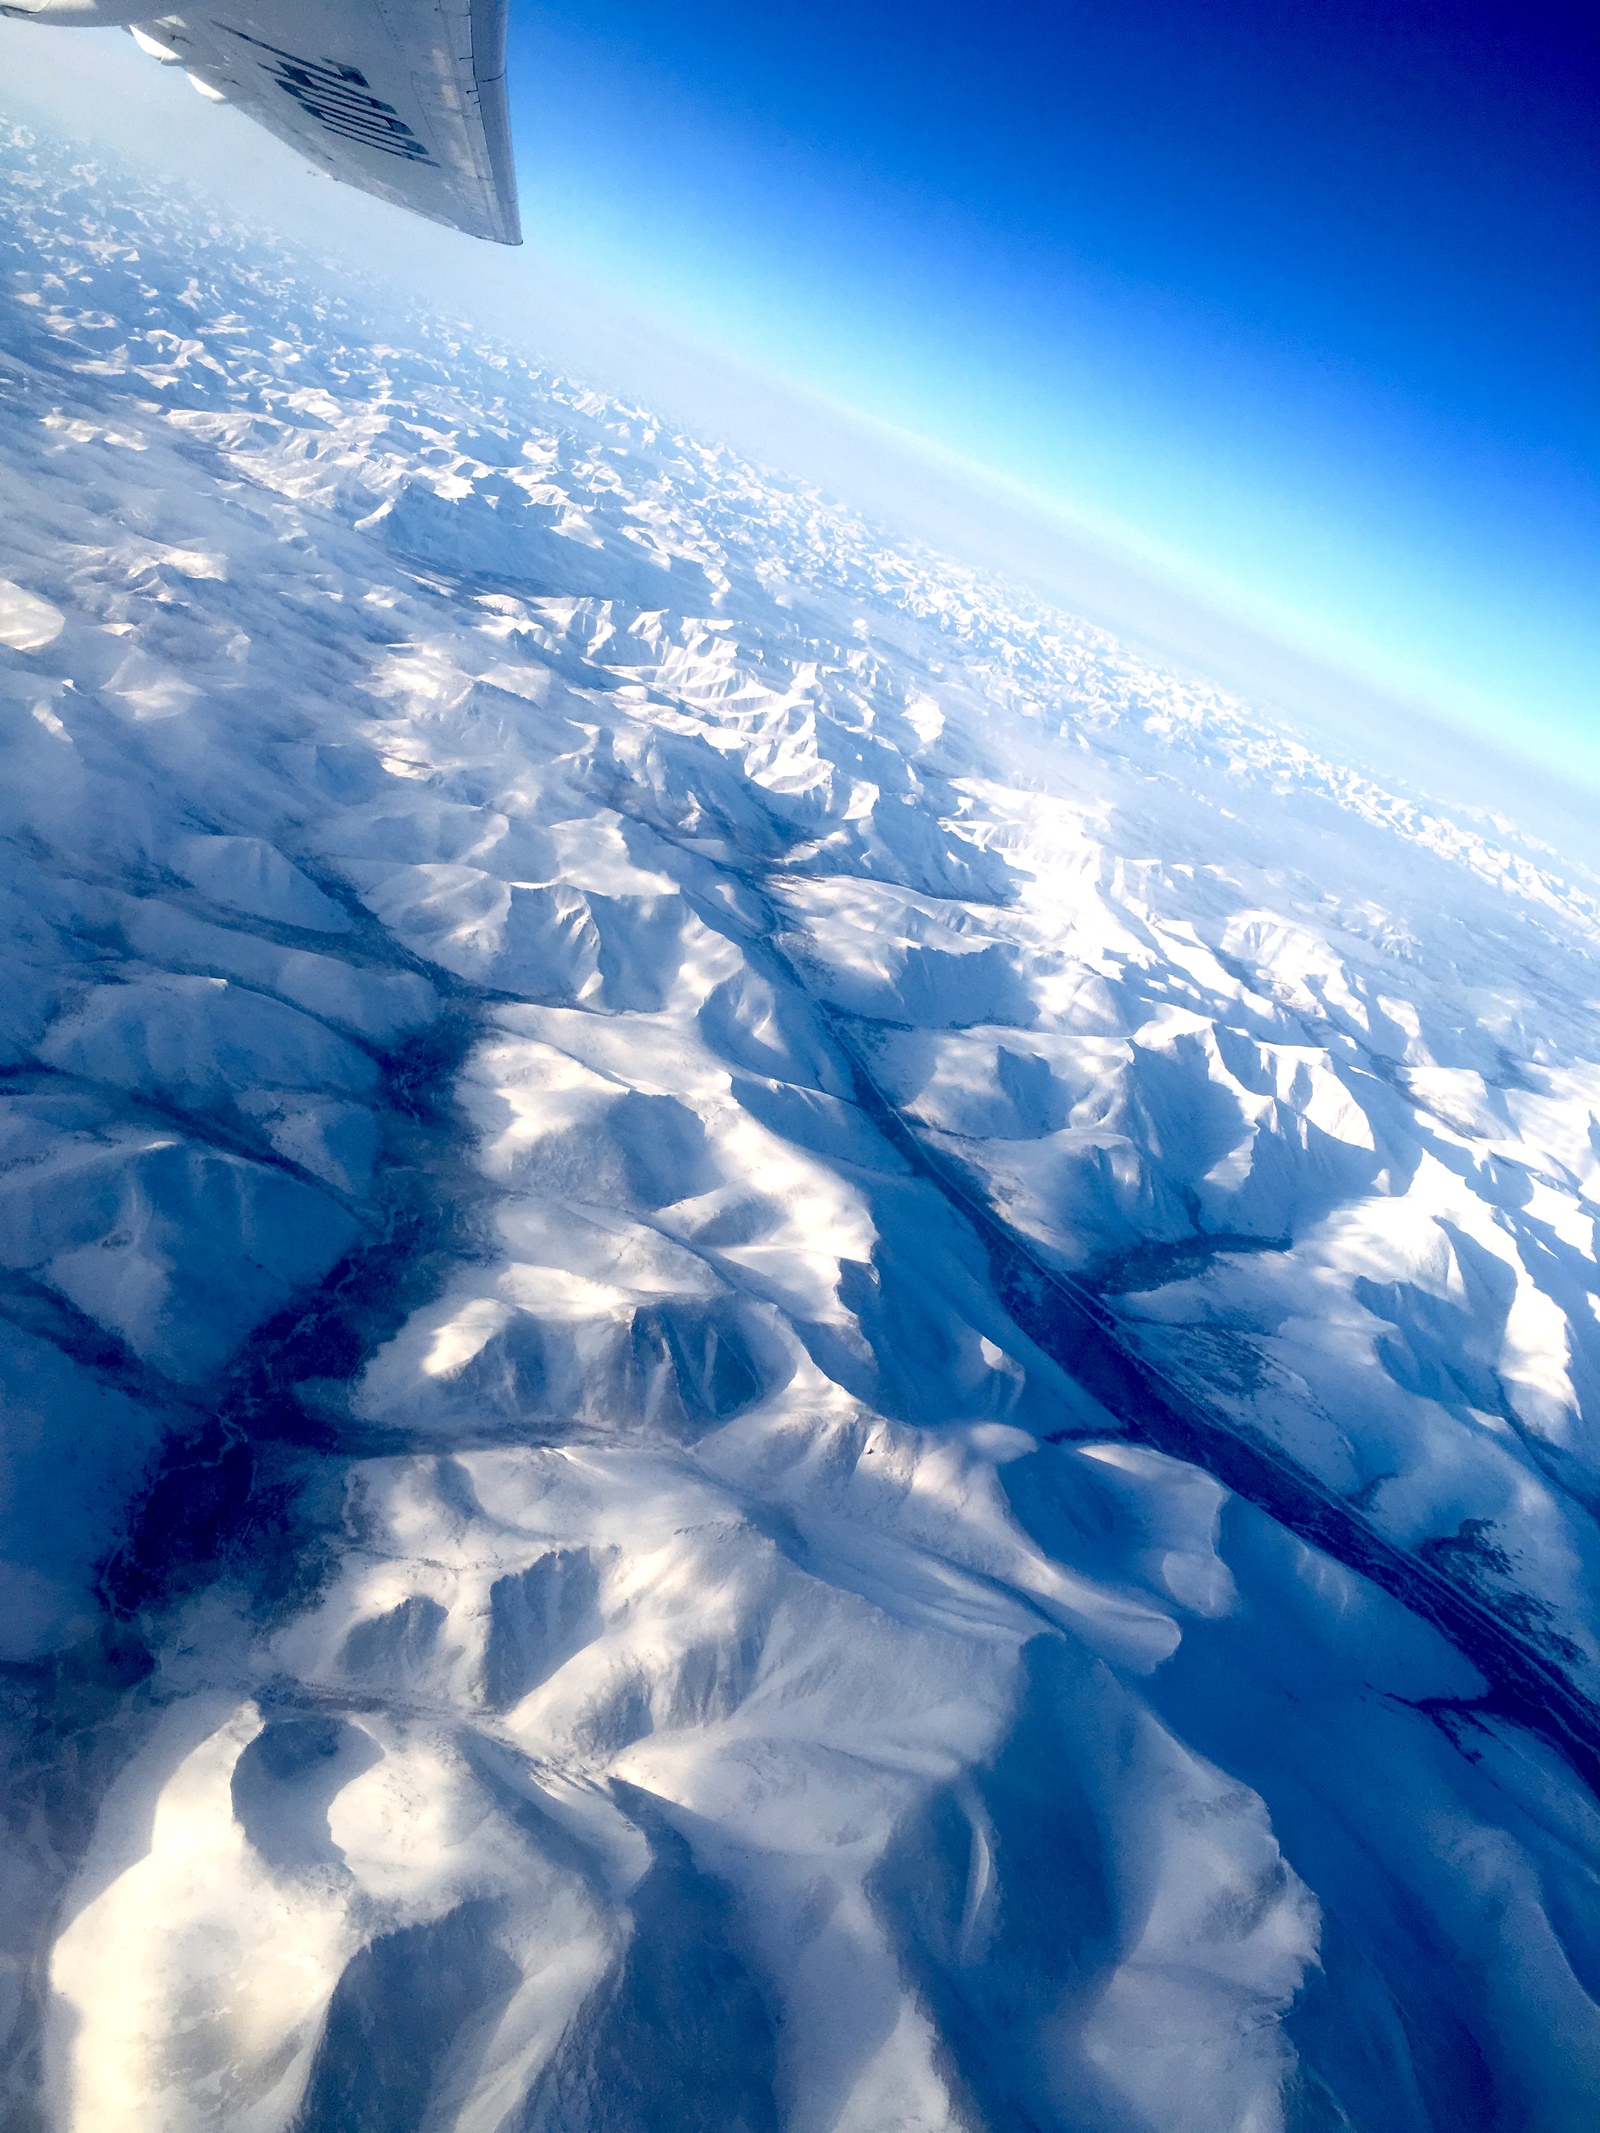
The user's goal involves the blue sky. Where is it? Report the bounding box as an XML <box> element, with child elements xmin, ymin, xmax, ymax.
<box><xmin>504</xmin><ymin>0</ymin><xmax>1600</xmax><ymax>780</ymax></box>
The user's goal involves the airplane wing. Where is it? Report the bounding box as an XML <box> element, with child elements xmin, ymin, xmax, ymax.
<box><xmin>136</xmin><ymin>0</ymin><xmax>520</xmax><ymax>244</ymax></box>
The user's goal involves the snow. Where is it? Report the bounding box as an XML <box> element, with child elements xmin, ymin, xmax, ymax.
<box><xmin>2</xmin><ymin>120</ymin><xmax>1600</xmax><ymax>2132</ymax></box>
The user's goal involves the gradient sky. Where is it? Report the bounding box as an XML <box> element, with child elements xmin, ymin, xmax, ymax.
<box><xmin>503</xmin><ymin>0</ymin><xmax>1600</xmax><ymax>780</ymax></box>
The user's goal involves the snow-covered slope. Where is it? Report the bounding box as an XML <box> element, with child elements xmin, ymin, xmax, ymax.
<box><xmin>3</xmin><ymin>122</ymin><xmax>1600</xmax><ymax>2133</ymax></box>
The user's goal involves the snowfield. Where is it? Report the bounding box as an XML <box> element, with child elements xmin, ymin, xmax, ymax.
<box><xmin>3</xmin><ymin>122</ymin><xmax>1600</xmax><ymax>2133</ymax></box>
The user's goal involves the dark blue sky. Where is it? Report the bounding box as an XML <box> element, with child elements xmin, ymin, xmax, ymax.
<box><xmin>505</xmin><ymin>0</ymin><xmax>1600</xmax><ymax>771</ymax></box>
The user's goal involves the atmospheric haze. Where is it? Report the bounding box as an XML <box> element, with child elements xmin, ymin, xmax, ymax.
<box><xmin>1</xmin><ymin>67</ymin><xmax>1600</xmax><ymax>2133</ymax></box>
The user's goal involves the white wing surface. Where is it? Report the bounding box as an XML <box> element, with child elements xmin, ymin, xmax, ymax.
<box><xmin>142</xmin><ymin>0</ymin><xmax>520</xmax><ymax>242</ymax></box>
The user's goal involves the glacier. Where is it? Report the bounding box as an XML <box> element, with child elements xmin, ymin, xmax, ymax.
<box><xmin>2</xmin><ymin>117</ymin><xmax>1600</xmax><ymax>2133</ymax></box>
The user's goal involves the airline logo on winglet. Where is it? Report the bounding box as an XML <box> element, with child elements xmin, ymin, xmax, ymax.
<box><xmin>223</xmin><ymin>29</ymin><xmax>439</xmax><ymax>166</ymax></box>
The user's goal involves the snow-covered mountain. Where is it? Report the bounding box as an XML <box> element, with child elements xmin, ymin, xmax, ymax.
<box><xmin>3</xmin><ymin>120</ymin><xmax>1600</xmax><ymax>2133</ymax></box>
